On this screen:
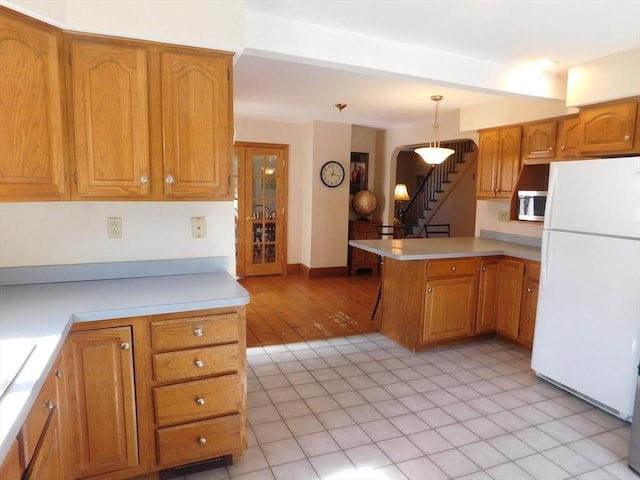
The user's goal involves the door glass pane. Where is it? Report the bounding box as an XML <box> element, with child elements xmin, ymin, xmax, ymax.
<box><xmin>251</xmin><ymin>153</ymin><xmax>278</xmax><ymax>266</ymax></box>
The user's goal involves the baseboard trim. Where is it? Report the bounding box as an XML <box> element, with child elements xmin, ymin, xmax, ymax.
<box><xmin>298</xmin><ymin>265</ymin><xmax>348</xmax><ymax>279</ymax></box>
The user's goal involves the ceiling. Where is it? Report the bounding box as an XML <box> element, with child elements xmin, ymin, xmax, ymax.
<box><xmin>234</xmin><ymin>0</ymin><xmax>640</xmax><ymax>130</ymax></box>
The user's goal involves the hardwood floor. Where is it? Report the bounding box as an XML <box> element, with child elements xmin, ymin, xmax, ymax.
<box><xmin>238</xmin><ymin>273</ymin><xmax>382</xmax><ymax>347</ymax></box>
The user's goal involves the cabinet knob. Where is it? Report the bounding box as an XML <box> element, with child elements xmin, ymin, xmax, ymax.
<box><xmin>451</xmin><ymin>266</ymin><xmax>456</xmax><ymax>271</ymax></box>
<box><xmin>194</xmin><ymin>359</ymin><xmax>204</xmax><ymax>368</ymax></box>
<box><xmin>481</xmin><ymin>267</ymin><xmax>486</xmax><ymax>271</ymax></box>
<box><xmin>527</xmin><ymin>287</ymin><xmax>532</xmax><ymax>293</ymax></box>
<box><xmin>165</xmin><ymin>175</ymin><xmax>174</xmax><ymax>185</ymax></box>
<box><xmin>198</xmin><ymin>437</ymin><xmax>207</xmax><ymax>445</ymax></box>
<box><xmin>55</xmin><ymin>369</ymin><xmax>62</xmax><ymax>378</ymax></box>
<box><xmin>548</xmin><ymin>146</ymin><xmax>554</xmax><ymax>151</ymax></box>
<box><xmin>140</xmin><ymin>175</ymin><xmax>149</xmax><ymax>184</ymax></box>
<box><xmin>196</xmin><ymin>397</ymin><xmax>205</xmax><ymax>406</ymax></box>
<box><xmin>624</xmin><ymin>134</ymin><xmax>631</xmax><ymax>141</ymax></box>
<box><xmin>45</xmin><ymin>400</ymin><xmax>55</xmax><ymax>410</ymax></box>
<box><xmin>428</xmin><ymin>288</ymin><xmax>433</xmax><ymax>293</ymax></box>
<box><xmin>121</xmin><ymin>342</ymin><xmax>130</xmax><ymax>350</ymax></box>
<box><xmin>193</xmin><ymin>328</ymin><xmax>203</xmax><ymax>337</ymax></box>
<box><xmin>560</xmin><ymin>145</ymin><xmax>566</xmax><ymax>150</ymax></box>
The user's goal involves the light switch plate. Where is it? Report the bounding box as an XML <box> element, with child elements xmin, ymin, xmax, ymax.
<box><xmin>191</xmin><ymin>217</ymin><xmax>207</xmax><ymax>238</ymax></box>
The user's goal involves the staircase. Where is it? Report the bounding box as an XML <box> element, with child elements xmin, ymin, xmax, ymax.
<box><xmin>400</xmin><ymin>139</ymin><xmax>477</xmax><ymax>237</ymax></box>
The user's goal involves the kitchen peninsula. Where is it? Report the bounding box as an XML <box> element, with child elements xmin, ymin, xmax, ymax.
<box><xmin>0</xmin><ymin>258</ymin><xmax>249</xmax><ymax>479</ymax></box>
<box><xmin>349</xmin><ymin>237</ymin><xmax>541</xmax><ymax>352</ymax></box>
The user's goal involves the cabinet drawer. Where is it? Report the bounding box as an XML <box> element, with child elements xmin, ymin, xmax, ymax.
<box><xmin>153</xmin><ymin>343</ymin><xmax>239</xmax><ymax>383</ymax></box>
<box><xmin>150</xmin><ymin>313</ymin><xmax>239</xmax><ymax>351</ymax></box>
<box><xmin>156</xmin><ymin>414</ymin><xmax>241</xmax><ymax>467</ymax></box>
<box><xmin>19</xmin><ymin>370</ymin><xmax>56</xmax><ymax>467</ymax></box>
<box><xmin>154</xmin><ymin>374</ymin><xmax>240</xmax><ymax>426</ymax></box>
<box><xmin>427</xmin><ymin>259</ymin><xmax>478</xmax><ymax>278</ymax></box>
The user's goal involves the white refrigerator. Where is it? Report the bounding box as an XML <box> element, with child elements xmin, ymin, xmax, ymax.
<box><xmin>531</xmin><ymin>156</ymin><xmax>640</xmax><ymax>421</ymax></box>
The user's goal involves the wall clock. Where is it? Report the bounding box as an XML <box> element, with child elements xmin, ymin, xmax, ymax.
<box><xmin>320</xmin><ymin>161</ymin><xmax>345</xmax><ymax>188</ymax></box>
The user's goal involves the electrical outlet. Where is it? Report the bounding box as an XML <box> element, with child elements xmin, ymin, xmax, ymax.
<box><xmin>107</xmin><ymin>217</ymin><xmax>122</xmax><ymax>238</ymax></box>
<box><xmin>191</xmin><ymin>217</ymin><xmax>207</xmax><ymax>238</ymax></box>
<box><xmin>497</xmin><ymin>211</ymin><xmax>510</xmax><ymax>222</ymax></box>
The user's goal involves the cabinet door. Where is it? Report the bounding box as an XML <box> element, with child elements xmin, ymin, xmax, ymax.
<box><xmin>0</xmin><ymin>439</ymin><xmax>22</xmax><ymax>480</ymax></box>
<box><xmin>69</xmin><ymin>38</ymin><xmax>150</xmax><ymax>197</ymax></box>
<box><xmin>579</xmin><ymin>100</ymin><xmax>638</xmax><ymax>154</ymax></box>
<box><xmin>22</xmin><ymin>353</ymin><xmax>67</xmax><ymax>480</ymax></box>
<box><xmin>65</xmin><ymin>326</ymin><xmax>138</xmax><ymax>478</ymax></box>
<box><xmin>422</xmin><ymin>276</ymin><xmax>477</xmax><ymax>343</ymax></box>
<box><xmin>476</xmin><ymin>258</ymin><xmax>500</xmax><ymax>334</ymax></box>
<box><xmin>0</xmin><ymin>11</ymin><xmax>68</xmax><ymax>200</ymax></box>
<box><xmin>477</xmin><ymin>130</ymin><xmax>499</xmax><ymax>198</ymax></box>
<box><xmin>523</xmin><ymin>121</ymin><xmax>556</xmax><ymax>160</ymax></box>
<box><xmin>556</xmin><ymin>116</ymin><xmax>580</xmax><ymax>159</ymax></box>
<box><xmin>161</xmin><ymin>51</ymin><xmax>232</xmax><ymax>198</ymax></box>
<box><xmin>495</xmin><ymin>258</ymin><xmax>524</xmax><ymax>339</ymax></box>
<box><xmin>518</xmin><ymin>261</ymin><xmax>540</xmax><ymax>347</ymax></box>
<box><xmin>495</xmin><ymin>126</ymin><xmax>522</xmax><ymax>198</ymax></box>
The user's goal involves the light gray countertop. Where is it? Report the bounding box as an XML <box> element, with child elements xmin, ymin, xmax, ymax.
<box><xmin>0</xmin><ymin>258</ymin><xmax>249</xmax><ymax>464</ymax></box>
<box><xmin>348</xmin><ymin>236</ymin><xmax>541</xmax><ymax>262</ymax></box>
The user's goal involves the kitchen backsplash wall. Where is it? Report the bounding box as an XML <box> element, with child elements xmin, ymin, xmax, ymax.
<box><xmin>0</xmin><ymin>202</ymin><xmax>236</xmax><ymax>275</ymax></box>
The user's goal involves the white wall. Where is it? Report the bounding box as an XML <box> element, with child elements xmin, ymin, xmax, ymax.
<box><xmin>234</xmin><ymin>118</ymin><xmax>308</xmax><ymax>266</ymax></box>
<box><xmin>566</xmin><ymin>48</ymin><xmax>640</xmax><ymax>107</ymax></box>
<box><xmin>309</xmin><ymin>122</ymin><xmax>352</xmax><ymax>268</ymax></box>
<box><xmin>0</xmin><ymin>202</ymin><xmax>236</xmax><ymax>272</ymax></box>
<box><xmin>1</xmin><ymin>0</ymin><xmax>245</xmax><ymax>52</ymax></box>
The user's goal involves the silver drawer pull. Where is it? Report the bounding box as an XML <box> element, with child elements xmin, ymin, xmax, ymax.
<box><xmin>194</xmin><ymin>359</ymin><xmax>204</xmax><ymax>368</ymax></box>
<box><xmin>560</xmin><ymin>145</ymin><xmax>566</xmax><ymax>150</ymax></box>
<box><xmin>198</xmin><ymin>437</ymin><xmax>207</xmax><ymax>445</ymax></box>
<box><xmin>45</xmin><ymin>400</ymin><xmax>55</xmax><ymax>410</ymax></box>
<box><xmin>121</xmin><ymin>342</ymin><xmax>130</xmax><ymax>350</ymax></box>
<box><xmin>194</xmin><ymin>328</ymin><xmax>203</xmax><ymax>337</ymax></box>
<box><xmin>196</xmin><ymin>397</ymin><xmax>205</xmax><ymax>406</ymax></box>
<box><xmin>55</xmin><ymin>370</ymin><xmax>62</xmax><ymax>378</ymax></box>
<box><xmin>624</xmin><ymin>134</ymin><xmax>631</xmax><ymax>141</ymax></box>
<box><xmin>527</xmin><ymin>287</ymin><xmax>532</xmax><ymax>293</ymax></box>
<box><xmin>140</xmin><ymin>175</ymin><xmax>149</xmax><ymax>184</ymax></box>
<box><xmin>165</xmin><ymin>175</ymin><xmax>174</xmax><ymax>185</ymax></box>
<box><xmin>428</xmin><ymin>288</ymin><xmax>433</xmax><ymax>293</ymax></box>
<box><xmin>451</xmin><ymin>266</ymin><xmax>456</xmax><ymax>271</ymax></box>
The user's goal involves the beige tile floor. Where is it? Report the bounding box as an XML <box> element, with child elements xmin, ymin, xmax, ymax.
<box><xmin>183</xmin><ymin>334</ymin><xmax>638</xmax><ymax>480</ymax></box>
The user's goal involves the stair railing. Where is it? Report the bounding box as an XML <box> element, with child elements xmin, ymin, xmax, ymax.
<box><xmin>398</xmin><ymin>139</ymin><xmax>474</xmax><ymax>236</ymax></box>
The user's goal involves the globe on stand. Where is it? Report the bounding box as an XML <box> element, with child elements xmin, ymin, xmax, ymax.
<box><xmin>352</xmin><ymin>190</ymin><xmax>377</xmax><ymax>219</ymax></box>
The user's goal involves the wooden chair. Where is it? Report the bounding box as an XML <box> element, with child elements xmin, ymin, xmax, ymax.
<box><xmin>371</xmin><ymin>224</ymin><xmax>404</xmax><ymax>319</ymax></box>
<box><xmin>425</xmin><ymin>223</ymin><xmax>451</xmax><ymax>238</ymax></box>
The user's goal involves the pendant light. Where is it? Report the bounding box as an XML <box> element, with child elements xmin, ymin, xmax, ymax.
<box><xmin>415</xmin><ymin>95</ymin><xmax>455</xmax><ymax>165</ymax></box>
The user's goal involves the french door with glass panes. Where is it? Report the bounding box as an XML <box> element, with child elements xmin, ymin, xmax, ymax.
<box><xmin>235</xmin><ymin>143</ymin><xmax>288</xmax><ymax>276</ymax></box>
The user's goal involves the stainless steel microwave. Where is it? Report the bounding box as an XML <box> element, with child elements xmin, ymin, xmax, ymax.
<box><xmin>518</xmin><ymin>191</ymin><xmax>547</xmax><ymax>221</ymax></box>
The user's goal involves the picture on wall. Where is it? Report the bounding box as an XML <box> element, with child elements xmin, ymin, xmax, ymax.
<box><xmin>350</xmin><ymin>152</ymin><xmax>368</xmax><ymax>194</ymax></box>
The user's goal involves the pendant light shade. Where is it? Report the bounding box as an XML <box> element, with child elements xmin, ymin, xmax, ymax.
<box><xmin>415</xmin><ymin>95</ymin><xmax>455</xmax><ymax>165</ymax></box>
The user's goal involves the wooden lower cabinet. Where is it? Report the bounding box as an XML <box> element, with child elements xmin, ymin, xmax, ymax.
<box><xmin>0</xmin><ymin>438</ymin><xmax>21</xmax><ymax>480</ymax></box>
<box><xmin>65</xmin><ymin>326</ymin><xmax>139</xmax><ymax>479</ymax></box>
<box><xmin>518</xmin><ymin>261</ymin><xmax>541</xmax><ymax>346</ymax></box>
<box><xmin>495</xmin><ymin>258</ymin><xmax>525</xmax><ymax>339</ymax></box>
<box><xmin>381</xmin><ymin>255</ymin><xmax>540</xmax><ymax>351</ymax></box>
<box><xmin>422</xmin><ymin>259</ymin><xmax>479</xmax><ymax>343</ymax></box>
<box><xmin>59</xmin><ymin>307</ymin><xmax>247</xmax><ymax>479</ymax></box>
<box><xmin>18</xmin><ymin>352</ymin><xmax>67</xmax><ymax>480</ymax></box>
<box><xmin>476</xmin><ymin>257</ymin><xmax>500</xmax><ymax>334</ymax></box>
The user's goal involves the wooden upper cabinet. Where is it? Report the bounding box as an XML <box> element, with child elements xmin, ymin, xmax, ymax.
<box><xmin>68</xmin><ymin>37</ymin><xmax>151</xmax><ymax>198</ymax></box>
<box><xmin>578</xmin><ymin>99</ymin><xmax>639</xmax><ymax>155</ymax></box>
<box><xmin>522</xmin><ymin>120</ymin><xmax>557</xmax><ymax>161</ymax></box>
<box><xmin>556</xmin><ymin>115</ymin><xmax>580</xmax><ymax>159</ymax></box>
<box><xmin>477</xmin><ymin>126</ymin><xmax>522</xmax><ymax>199</ymax></box>
<box><xmin>0</xmin><ymin>9</ymin><xmax>68</xmax><ymax>201</ymax></box>
<box><xmin>160</xmin><ymin>50</ymin><xmax>232</xmax><ymax>199</ymax></box>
